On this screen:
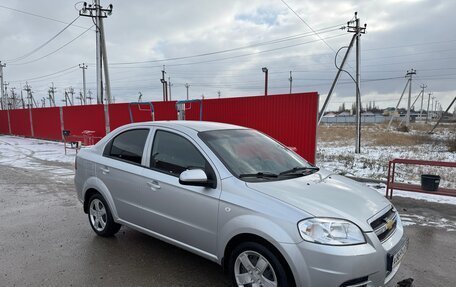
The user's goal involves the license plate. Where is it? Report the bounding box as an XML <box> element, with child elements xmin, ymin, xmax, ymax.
<box><xmin>387</xmin><ymin>236</ymin><xmax>409</xmax><ymax>271</ymax></box>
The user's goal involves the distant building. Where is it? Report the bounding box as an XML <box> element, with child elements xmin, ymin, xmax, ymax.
<box><xmin>337</xmin><ymin>111</ymin><xmax>350</xmax><ymax>116</ymax></box>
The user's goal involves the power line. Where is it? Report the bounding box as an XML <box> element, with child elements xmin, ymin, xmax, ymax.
<box><xmin>0</xmin><ymin>4</ymin><xmax>91</xmax><ymax>30</ymax></box>
<box><xmin>9</xmin><ymin>25</ymin><xmax>94</xmax><ymax>66</ymax></box>
<box><xmin>108</xmin><ymin>25</ymin><xmax>345</xmax><ymax>65</ymax></box>
<box><xmin>8</xmin><ymin>65</ymin><xmax>79</xmax><ymax>83</ymax></box>
<box><xmin>279</xmin><ymin>0</ymin><xmax>338</xmax><ymax>54</ymax></box>
<box><xmin>5</xmin><ymin>16</ymin><xmax>81</xmax><ymax>63</ymax></box>
<box><xmin>363</xmin><ymin>39</ymin><xmax>456</xmax><ymax>51</ymax></box>
<box><xmin>99</xmin><ymin>33</ymin><xmax>346</xmax><ymax>69</ymax></box>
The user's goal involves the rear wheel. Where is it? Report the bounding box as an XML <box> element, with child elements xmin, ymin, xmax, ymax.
<box><xmin>228</xmin><ymin>241</ymin><xmax>290</xmax><ymax>287</ymax></box>
<box><xmin>88</xmin><ymin>193</ymin><xmax>121</xmax><ymax>237</ymax></box>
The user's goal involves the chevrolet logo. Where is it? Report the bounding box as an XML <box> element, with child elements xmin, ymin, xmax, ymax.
<box><xmin>385</xmin><ymin>218</ymin><xmax>395</xmax><ymax>230</ymax></box>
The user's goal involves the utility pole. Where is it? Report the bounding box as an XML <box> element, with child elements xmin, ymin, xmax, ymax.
<box><xmin>426</xmin><ymin>92</ymin><xmax>432</xmax><ymax>123</ymax></box>
<box><xmin>347</xmin><ymin>12</ymin><xmax>367</xmax><ymax>153</ymax></box>
<box><xmin>419</xmin><ymin>84</ymin><xmax>426</xmax><ymax>120</ymax></box>
<box><xmin>0</xmin><ymin>61</ymin><xmax>5</xmax><ymax>110</ymax></box>
<box><xmin>68</xmin><ymin>87</ymin><xmax>75</xmax><ymax>105</ymax></box>
<box><xmin>160</xmin><ymin>66</ymin><xmax>167</xmax><ymax>101</ymax></box>
<box><xmin>23</xmin><ymin>82</ymin><xmax>36</xmax><ymax>108</ymax></box>
<box><xmin>288</xmin><ymin>71</ymin><xmax>293</xmax><ymax>94</ymax></box>
<box><xmin>3</xmin><ymin>82</ymin><xmax>9</xmax><ymax>110</ymax></box>
<box><xmin>405</xmin><ymin>69</ymin><xmax>416</xmax><ymax>126</ymax></box>
<box><xmin>429</xmin><ymin>96</ymin><xmax>456</xmax><ymax>134</ymax></box>
<box><xmin>10</xmin><ymin>87</ymin><xmax>16</xmax><ymax>109</ymax></box>
<box><xmin>19</xmin><ymin>82</ymin><xmax>25</xmax><ymax>109</ymax></box>
<box><xmin>48</xmin><ymin>82</ymin><xmax>57</xmax><ymax>107</ymax></box>
<box><xmin>79</xmin><ymin>63</ymin><xmax>88</xmax><ymax>104</ymax></box>
<box><xmin>87</xmin><ymin>90</ymin><xmax>93</xmax><ymax>104</ymax></box>
<box><xmin>79</xmin><ymin>1</ymin><xmax>113</xmax><ymax>104</ymax></box>
<box><xmin>387</xmin><ymin>74</ymin><xmax>411</xmax><ymax>129</ymax></box>
<box><xmin>319</xmin><ymin>12</ymin><xmax>366</xmax><ymax>127</ymax></box>
<box><xmin>185</xmin><ymin>83</ymin><xmax>190</xmax><ymax>100</ymax></box>
<box><xmin>168</xmin><ymin>76</ymin><xmax>172</xmax><ymax>101</ymax></box>
<box><xmin>262</xmin><ymin>67</ymin><xmax>268</xmax><ymax>96</ymax></box>
<box><xmin>76</xmin><ymin>90</ymin><xmax>85</xmax><ymax>105</ymax></box>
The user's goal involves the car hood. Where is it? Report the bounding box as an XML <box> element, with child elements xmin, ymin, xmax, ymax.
<box><xmin>245</xmin><ymin>169</ymin><xmax>391</xmax><ymax>231</ymax></box>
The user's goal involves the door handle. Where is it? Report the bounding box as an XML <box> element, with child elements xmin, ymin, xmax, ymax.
<box><xmin>100</xmin><ymin>167</ymin><xmax>110</xmax><ymax>174</ymax></box>
<box><xmin>147</xmin><ymin>180</ymin><xmax>161</xmax><ymax>191</ymax></box>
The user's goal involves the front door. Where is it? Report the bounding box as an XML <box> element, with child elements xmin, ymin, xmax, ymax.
<box><xmin>139</xmin><ymin>129</ymin><xmax>221</xmax><ymax>255</ymax></box>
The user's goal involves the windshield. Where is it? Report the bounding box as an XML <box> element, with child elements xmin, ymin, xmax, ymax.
<box><xmin>199</xmin><ymin>129</ymin><xmax>316</xmax><ymax>182</ymax></box>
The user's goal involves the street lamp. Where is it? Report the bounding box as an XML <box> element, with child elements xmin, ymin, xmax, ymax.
<box><xmin>262</xmin><ymin>67</ymin><xmax>268</xmax><ymax>96</ymax></box>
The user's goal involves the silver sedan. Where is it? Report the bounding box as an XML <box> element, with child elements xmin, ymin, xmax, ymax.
<box><xmin>75</xmin><ymin>121</ymin><xmax>407</xmax><ymax>287</ymax></box>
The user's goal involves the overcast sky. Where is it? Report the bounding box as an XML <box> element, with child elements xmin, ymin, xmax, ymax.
<box><xmin>0</xmin><ymin>0</ymin><xmax>455</xmax><ymax>111</ymax></box>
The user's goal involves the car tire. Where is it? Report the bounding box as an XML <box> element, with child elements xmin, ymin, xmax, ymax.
<box><xmin>228</xmin><ymin>241</ymin><xmax>291</xmax><ymax>287</ymax></box>
<box><xmin>88</xmin><ymin>193</ymin><xmax>121</xmax><ymax>237</ymax></box>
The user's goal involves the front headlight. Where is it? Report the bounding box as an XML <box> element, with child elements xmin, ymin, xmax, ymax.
<box><xmin>298</xmin><ymin>218</ymin><xmax>366</xmax><ymax>245</ymax></box>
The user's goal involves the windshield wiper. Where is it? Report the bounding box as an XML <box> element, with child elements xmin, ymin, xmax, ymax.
<box><xmin>279</xmin><ymin>166</ymin><xmax>320</xmax><ymax>176</ymax></box>
<box><xmin>239</xmin><ymin>172</ymin><xmax>279</xmax><ymax>179</ymax></box>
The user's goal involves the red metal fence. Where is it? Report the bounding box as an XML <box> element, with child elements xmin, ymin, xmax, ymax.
<box><xmin>0</xmin><ymin>92</ymin><xmax>319</xmax><ymax>163</ymax></box>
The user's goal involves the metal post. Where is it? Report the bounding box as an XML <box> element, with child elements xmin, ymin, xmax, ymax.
<box><xmin>426</xmin><ymin>92</ymin><xmax>432</xmax><ymax>123</ymax></box>
<box><xmin>185</xmin><ymin>83</ymin><xmax>190</xmax><ymax>100</ymax></box>
<box><xmin>79</xmin><ymin>63</ymin><xmax>88</xmax><ymax>104</ymax></box>
<box><xmin>355</xmin><ymin>16</ymin><xmax>361</xmax><ymax>153</ymax></box>
<box><xmin>405</xmin><ymin>69</ymin><xmax>416</xmax><ymax>126</ymax></box>
<box><xmin>99</xmin><ymin>19</ymin><xmax>111</xmax><ymax>104</ymax></box>
<box><xmin>262</xmin><ymin>67</ymin><xmax>268</xmax><ymax>96</ymax></box>
<box><xmin>168</xmin><ymin>76</ymin><xmax>172</xmax><ymax>101</ymax></box>
<box><xmin>29</xmin><ymin>108</ymin><xmax>34</xmax><ymax>137</ymax></box>
<box><xmin>6</xmin><ymin>108</ymin><xmax>11</xmax><ymax>134</ymax></box>
<box><xmin>95</xmin><ymin>0</ymin><xmax>103</xmax><ymax>104</ymax></box>
<box><xmin>59</xmin><ymin>106</ymin><xmax>65</xmax><ymax>141</ymax></box>
<box><xmin>289</xmin><ymin>71</ymin><xmax>293</xmax><ymax>94</ymax></box>
<box><xmin>161</xmin><ymin>68</ymin><xmax>167</xmax><ymax>101</ymax></box>
<box><xmin>419</xmin><ymin>84</ymin><xmax>426</xmax><ymax>120</ymax></box>
<box><xmin>0</xmin><ymin>62</ymin><xmax>6</xmax><ymax>110</ymax></box>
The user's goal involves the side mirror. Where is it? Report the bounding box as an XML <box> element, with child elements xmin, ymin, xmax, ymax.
<box><xmin>179</xmin><ymin>169</ymin><xmax>209</xmax><ymax>187</ymax></box>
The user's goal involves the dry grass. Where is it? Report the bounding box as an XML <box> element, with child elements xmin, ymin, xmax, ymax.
<box><xmin>318</xmin><ymin>124</ymin><xmax>438</xmax><ymax>147</ymax></box>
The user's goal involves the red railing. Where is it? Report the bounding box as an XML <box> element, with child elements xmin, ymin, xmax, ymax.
<box><xmin>386</xmin><ymin>158</ymin><xmax>456</xmax><ymax>198</ymax></box>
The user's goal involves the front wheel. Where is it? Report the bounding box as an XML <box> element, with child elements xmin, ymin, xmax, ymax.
<box><xmin>88</xmin><ymin>193</ymin><xmax>121</xmax><ymax>237</ymax></box>
<box><xmin>228</xmin><ymin>242</ymin><xmax>291</xmax><ymax>287</ymax></box>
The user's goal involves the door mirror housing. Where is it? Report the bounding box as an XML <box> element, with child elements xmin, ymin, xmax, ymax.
<box><xmin>179</xmin><ymin>169</ymin><xmax>210</xmax><ymax>187</ymax></box>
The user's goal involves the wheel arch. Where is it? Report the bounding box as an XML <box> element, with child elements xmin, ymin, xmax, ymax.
<box><xmin>222</xmin><ymin>233</ymin><xmax>296</xmax><ymax>287</ymax></box>
<box><xmin>82</xmin><ymin>177</ymin><xmax>119</xmax><ymax>219</ymax></box>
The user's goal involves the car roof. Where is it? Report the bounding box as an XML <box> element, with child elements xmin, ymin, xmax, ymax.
<box><xmin>132</xmin><ymin>120</ymin><xmax>248</xmax><ymax>132</ymax></box>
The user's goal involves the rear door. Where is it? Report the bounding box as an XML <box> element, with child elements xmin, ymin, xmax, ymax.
<box><xmin>96</xmin><ymin>128</ymin><xmax>151</xmax><ymax>223</ymax></box>
<box><xmin>139</xmin><ymin>129</ymin><xmax>221</xmax><ymax>255</ymax></box>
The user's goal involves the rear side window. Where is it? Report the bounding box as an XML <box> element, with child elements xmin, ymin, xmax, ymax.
<box><xmin>151</xmin><ymin>130</ymin><xmax>207</xmax><ymax>176</ymax></box>
<box><xmin>105</xmin><ymin>129</ymin><xmax>149</xmax><ymax>165</ymax></box>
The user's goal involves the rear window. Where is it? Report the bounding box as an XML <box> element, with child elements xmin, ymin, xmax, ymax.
<box><xmin>105</xmin><ymin>129</ymin><xmax>149</xmax><ymax>165</ymax></box>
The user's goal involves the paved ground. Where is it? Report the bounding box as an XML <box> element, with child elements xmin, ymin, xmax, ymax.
<box><xmin>1</xmin><ymin>138</ymin><xmax>455</xmax><ymax>286</ymax></box>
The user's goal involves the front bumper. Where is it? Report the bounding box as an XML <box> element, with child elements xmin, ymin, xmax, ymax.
<box><xmin>281</xmin><ymin>219</ymin><xmax>406</xmax><ymax>287</ymax></box>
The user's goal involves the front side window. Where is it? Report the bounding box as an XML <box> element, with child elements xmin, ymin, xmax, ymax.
<box><xmin>151</xmin><ymin>130</ymin><xmax>207</xmax><ymax>176</ymax></box>
<box><xmin>106</xmin><ymin>129</ymin><xmax>149</xmax><ymax>165</ymax></box>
